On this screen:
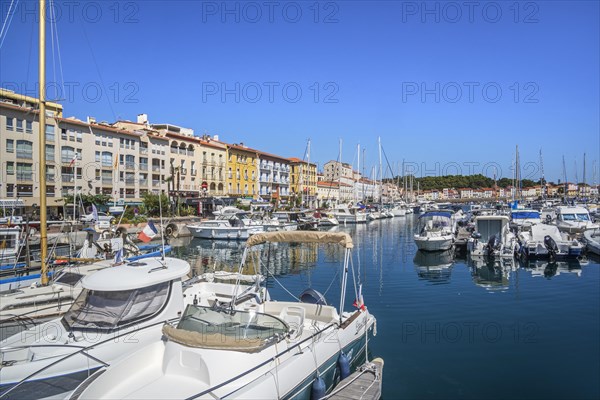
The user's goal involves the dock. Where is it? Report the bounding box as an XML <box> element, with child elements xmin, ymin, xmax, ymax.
<box><xmin>327</xmin><ymin>358</ymin><xmax>384</xmax><ymax>400</ymax></box>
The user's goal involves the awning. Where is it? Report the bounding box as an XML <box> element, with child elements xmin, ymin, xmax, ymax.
<box><xmin>0</xmin><ymin>199</ymin><xmax>25</xmax><ymax>208</ymax></box>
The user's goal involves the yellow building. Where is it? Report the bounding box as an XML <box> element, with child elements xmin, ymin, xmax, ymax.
<box><xmin>289</xmin><ymin>157</ymin><xmax>317</xmax><ymax>208</ymax></box>
<box><xmin>225</xmin><ymin>143</ymin><xmax>259</xmax><ymax>198</ymax></box>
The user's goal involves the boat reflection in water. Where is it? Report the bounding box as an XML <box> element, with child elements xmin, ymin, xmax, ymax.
<box><xmin>169</xmin><ymin>236</ymin><xmax>319</xmax><ymax>277</ymax></box>
<box><xmin>520</xmin><ymin>259</ymin><xmax>582</xmax><ymax>279</ymax></box>
<box><xmin>413</xmin><ymin>250</ymin><xmax>454</xmax><ymax>284</ymax></box>
<box><xmin>469</xmin><ymin>256</ymin><xmax>516</xmax><ymax>293</ymax></box>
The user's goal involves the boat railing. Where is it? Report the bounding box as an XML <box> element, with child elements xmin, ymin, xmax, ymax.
<box><xmin>0</xmin><ymin>316</ymin><xmax>180</xmax><ymax>399</ymax></box>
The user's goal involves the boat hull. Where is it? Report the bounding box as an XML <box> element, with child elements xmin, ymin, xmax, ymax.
<box><xmin>414</xmin><ymin>235</ymin><xmax>453</xmax><ymax>251</ymax></box>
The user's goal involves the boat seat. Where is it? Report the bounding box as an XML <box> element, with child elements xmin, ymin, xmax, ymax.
<box><xmin>278</xmin><ymin>306</ymin><xmax>305</xmax><ymax>338</ymax></box>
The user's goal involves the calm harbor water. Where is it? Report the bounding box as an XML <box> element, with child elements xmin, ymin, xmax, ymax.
<box><xmin>170</xmin><ymin>217</ymin><xmax>600</xmax><ymax>400</ymax></box>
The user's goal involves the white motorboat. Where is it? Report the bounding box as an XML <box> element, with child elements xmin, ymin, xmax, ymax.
<box><xmin>262</xmin><ymin>211</ymin><xmax>299</xmax><ymax>232</ymax></box>
<box><xmin>0</xmin><ymin>246</ymin><xmax>173</xmax><ymax>340</ymax></box>
<box><xmin>390</xmin><ymin>203</ymin><xmax>407</xmax><ymax>217</ymax></box>
<box><xmin>330</xmin><ymin>204</ymin><xmax>367</xmax><ymax>224</ymax></box>
<box><xmin>414</xmin><ymin>211</ymin><xmax>456</xmax><ymax>251</ymax></box>
<box><xmin>509</xmin><ymin>209</ymin><xmax>542</xmax><ymax>231</ymax></box>
<box><xmin>517</xmin><ymin>223</ymin><xmax>584</xmax><ymax>260</ymax></box>
<box><xmin>467</xmin><ymin>215</ymin><xmax>518</xmax><ymax>258</ymax></box>
<box><xmin>582</xmin><ymin>228</ymin><xmax>600</xmax><ymax>255</ymax></box>
<box><xmin>0</xmin><ymin>227</ymin><xmax>22</xmax><ymax>268</ymax></box>
<box><xmin>67</xmin><ymin>231</ymin><xmax>377</xmax><ymax>400</ymax></box>
<box><xmin>314</xmin><ymin>211</ymin><xmax>339</xmax><ymax>227</ymax></box>
<box><xmin>0</xmin><ymin>257</ymin><xmax>266</xmax><ymax>399</ymax></box>
<box><xmin>554</xmin><ymin>206</ymin><xmax>599</xmax><ymax>234</ymax></box>
<box><xmin>187</xmin><ymin>213</ymin><xmax>264</xmax><ymax>240</ymax></box>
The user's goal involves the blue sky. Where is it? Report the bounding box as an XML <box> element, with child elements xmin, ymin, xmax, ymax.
<box><xmin>1</xmin><ymin>0</ymin><xmax>599</xmax><ymax>183</ymax></box>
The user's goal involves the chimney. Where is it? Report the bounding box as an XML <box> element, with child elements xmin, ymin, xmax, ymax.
<box><xmin>137</xmin><ymin>113</ymin><xmax>148</xmax><ymax>125</ymax></box>
<box><xmin>87</xmin><ymin>116</ymin><xmax>96</xmax><ymax>124</ymax></box>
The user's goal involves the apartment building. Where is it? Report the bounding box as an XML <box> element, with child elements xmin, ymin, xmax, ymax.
<box><xmin>288</xmin><ymin>157</ymin><xmax>317</xmax><ymax>208</ymax></box>
<box><xmin>257</xmin><ymin>151</ymin><xmax>290</xmax><ymax>203</ymax></box>
<box><xmin>226</xmin><ymin>143</ymin><xmax>259</xmax><ymax>199</ymax></box>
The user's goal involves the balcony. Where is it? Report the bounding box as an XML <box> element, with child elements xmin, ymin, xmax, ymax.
<box><xmin>125</xmin><ymin>163</ymin><xmax>136</xmax><ymax>171</ymax></box>
<box><xmin>16</xmin><ymin>172</ymin><xmax>33</xmax><ymax>181</ymax></box>
<box><xmin>140</xmin><ymin>164</ymin><xmax>148</xmax><ymax>171</ymax></box>
<box><xmin>152</xmin><ymin>165</ymin><xmax>161</xmax><ymax>172</ymax></box>
<box><xmin>140</xmin><ymin>147</ymin><xmax>148</xmax><ymax>155</ymax></box>
<box><xmin>152</xmin><ymin>180</ymin><xmax>161</xmax><ymax>187</ymax></box>
<box><xmin>46</xmin><ymin>173</ymin><xmax>55</xmax><ymax>181</ymax></box>
<box><xmin>62</xmin><ymin>174</ymin><xmax>75</xmax><ymax>182</ymax></box>
<box><xmin>102</xmin><ymin>177</ymin><xmax>112</xmax><ymax>184</ymax></box>
<box><xmin>190</xmin><ymin>169</ymin><xmax>197</xmax><ymax>176</ymax></box>
<box><xmin>139</xmin><ymin>179</ymin><xmax>148</xmax><ymax>185</ymax></box>
<box><xmin>181</xmin><ymin>168</ymin><xmax>187</xmax><ymax>175</ymax></box>
<box><xmin>125</xmin><ymin>179</ymin><xmax>136</xmax><ymax>186</ymax></box>
<box><xmin>17</xmin><ymin>151</ymin><xmax>33</xmax><ymax>160</ymax></box>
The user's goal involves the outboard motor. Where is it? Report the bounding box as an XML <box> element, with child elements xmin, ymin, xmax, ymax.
<box><xmin>486</xmin><ymin>235</ymin><xmax>500</xmax><ymax>256</ymax></box>
<box><xmin>543</xmin><ymin>235</ymin><xmax>559</xmax><ymax>260</ymax></box>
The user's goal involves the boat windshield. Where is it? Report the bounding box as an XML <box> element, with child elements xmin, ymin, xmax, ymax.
<box><xmin>476</xmin><ymin>219</ymin><xmax>503</xmax><ymax>242</ymax></box>
<box><xmin>163</xmin><ymin>305</ymin><xmax>288</xmax><ymax>352</ymax></box>
<box><xmin>511</xmin><ymin>211</ymin><xmax>541</xmax><ymax>220</ymax></box>
<box><xmin>561</xmin><ymin>214</ymin><xmax>576</xmax><ymax>221</ymax></box>
<box><xmin>62</xmin><ymin>281</ymin><xmax>170</xmax><ymax>331</ymax></box>
<box><xmin>416</xmin><ymin>215</ymin><xmax>451</xmax><ymax>234</ymax></box>
<box><xmin>576</xmin><ymin>214</ymin><xmax>590</xmax><ymax>221</ymax></box>
<box><xmin>0</xmin><ymin>232</ymin><xmax>18</xmax><ymax>252</ymax></box>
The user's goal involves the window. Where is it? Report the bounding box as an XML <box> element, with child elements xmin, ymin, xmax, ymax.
<box><xmin>46</xmin><ymin>125</ymin><xmax>55</xmax><ymax>141</ymax></box>
<box><xmin>6</xmin><ymin>117</ymin><xmax>14</xmax><ymax>130</ymax></box>
<box><xmin>95</xmin><ymin>151</ymin><xmax>101</xmax><ymax>162</ymax></box>
<box><xmin>16</xmin><ymin>163</ymin><xmax>33</xmax><ymax>180</ymax></box>
<box><xmin>61</xmin><ymin>128</ymin><xmax>68</xmax><ymax>140</ymax></box>
<box><xmin>25</xmin><ymin>120</ymin><xmax>33</xmax><ymax>133</ymax></box>
<box><xmin>16</xmin><ymin>140</ymin><xmax>33</xmax><ymax>159</ymax></box>
<box><xmin>16</xmin><ymin>118</ymin><xmax>23</xmax><ymax>132</ymax></box>
<box><xmin>6</xmin><ymin>139</ymin><xmax>14</xmax><ymax>153</ymax></box>
<box><xmin>61</xmin><ymin>146</ymin><xmax>75</xmax><ymax>163</ymax></box>
<box><xmin>76</xmin><ymin>131</ymin><xmax>83</xmax><ymax>142</ymax></box>
<box><xmin>102</xmin><ymin>152</ymin><xmax>113</xmax><ymax>168</ymax></box>
<box><xmin>6</xmin><ymin>162</ymin><xmax>14</xmax><ymax>175</ymax></box>
<box><xmin>46</xmin><ymin>165</ymin><xmax>55</xmax><ymax>181</ymax></box>
<box><xmin>46</xmin><ymin>145</ymin><xmax>55</xmax><ymax>162</ymax></box>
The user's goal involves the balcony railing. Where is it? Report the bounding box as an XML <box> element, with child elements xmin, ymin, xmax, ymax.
<box><xmin>152</xmin><ymin>180</ymin><xmax>161</xmax><ymax>187</ymax></box>
<box><xmin>140</xmin><ymin>164</ymin><xmax>148</xmax><ymax>171</ymax></box>
<box><xmin>181</xmin><ymin>168</ymin><xmax>187</xmax><ymax>175</ymax></box>
<box><xmin>125</xmin><ymin>179</ymin><xmax>136</xmax><ymax>185</ymax></box>
<box><xmin>140</xmin><ymin>148</ymin><xmax>148</xmax><ymax>154</ymax></box>
<box><xmin>139</xmin><ymin>179</ymin><xmax>148</xmax><ymax>185</ymax></box>
<box><xmin>46</xmin><ymin>174</ymin><xmax>55</xmax><ymax>181</ymax></box>
<box><xmin>102</xmin><ymin>177</ymin><xmax>112</xmax><ymax>184</ymax></box>
<box><xmin>125</xmin><ymin>163</ymin><xmax>136</xmax><ymax>170</ymax></box>
<box><xmin>17</xmin><ymin>172</ymin><xmax>33</xmax><ymax>181</ymax></box>
<box><xmin>190</xmin><ymin>169</ymin><xmax>197</xmax><ymax>176</ymax></box>
<box><xmin>152</xmin><ymin>165</ymin><xmax>161</xmax><ymax>172</ymax></box>
<box><xmin>62</xmin><ymin>174</ymin><xmax>74</xmax><ymax>182</ymax></box>
<box><xmin>17</xmin><ymin>151</ymin><xmax>33</xmax><ymax>160</ymax></box>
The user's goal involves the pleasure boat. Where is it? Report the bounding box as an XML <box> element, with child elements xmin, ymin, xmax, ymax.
<box><xmin>509</xmin><ymin>209</ymin><xmax>542</xmax><ymax>231</ymax></box>
<box><xmin>582</xmin><ymin>228</ymin><xmax>600</xmax><ymax>255</ymax></box>
<box><xmin>330</xmin><ymin>204</ymin><xmax>367</xmax><ymax>224</ymax></box>
<box><xmin>0</xmin><ymin>257</ymin><xmax>266</xmax><ymax>400</ymax></box>
<box><xmin>0</xmin><ymin>246</ymin><xmax>172</xmax><ymax>340</ymax></box>
<box><xmin>554</xmin><ymin>206</ymin><xmax>599</xmax><ymax>234</ymax></box>
<box><xmin>414</xmin><ymin>211</ymin><xmax>456</xmax><ymax>251</ymax></box>
<box><xmin>262</xmin><ymin>211</ymin><xmax>299</xmax><ymax>232</ymax></box>
<box><xmin>390</xmin><ymin>203</ymin><xmax>407</xmax><ymax>217</ymax></box>
<box><xmin>516</xmin><ymin>223</ymin><xmax>583</xmax><ymax>260</ymax></box>
<box><xmin>0</xmin><ymin>227</ymin><xmax>22</xmax><ymax>268</ymax></box>
<box><xmin>313</xmin><ymin>211</ymin><xmax>339</xmax><ymax>227</ymax></box>
<box><xmin>467</xmin><ymin>215</ymin><xmax>518</xmax><ymax>258</ymax></box>
<box><xmin>187</xmin><ymin>212</ymin><xmax>264</xmax><ymax>240</ymax></box>
<box><xmin>67</xmin><ymin>231</ymin><xmax>377</xmax><ymax>400</ymax></box>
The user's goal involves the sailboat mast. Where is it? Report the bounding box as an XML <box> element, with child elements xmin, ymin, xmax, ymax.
<box><xmin>378</xmin><ymin>137</ymin><xmax>383</xmax><ymax>205</ymax></box>
<box><xmin>38</xmin><ymin>0</ymin><xmax>49</xmax><ymax>285</ymax></box>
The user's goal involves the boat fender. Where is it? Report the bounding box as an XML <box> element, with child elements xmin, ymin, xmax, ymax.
<box><xmin>338</xmin><ymin>352</ymin><xmax>351</xmax><ymax>380</ymax></box>
<box><xmin>193</xmin><ymin>294</ymin><xmax>198</xmax><ymax>305</ymax></box>
<box><xmin>311</xmin><ymin>376</ymin><xmax>326</xmax><ymax>400</ymax></box>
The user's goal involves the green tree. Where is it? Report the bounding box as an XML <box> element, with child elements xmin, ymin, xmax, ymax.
<box><xmin>142</xmin><ymin>192</ymin><xmax>171</xmax><ymax>217</ymax></box>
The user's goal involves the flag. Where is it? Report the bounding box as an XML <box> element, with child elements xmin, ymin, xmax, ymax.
<box><xmin>113</xmin><ymin>248</ymin><xmax>124</xmax><ymax>264</ymax></box>
<box><xmin>138</xmin><ymin>220</ymin><xmax>158</xmax><ymax>243</ymax></box>
<box><xmin>69</xmin><ymin>153</ymin><xmax>78</xmax><ymax>167</ymax></box>
<box><xmin>353</xmin><ymin>284</ymin><xmax>366</xmax><ymax>311</ymax></box>
<box><xmin>113</xmin><ymin>153</ymin><xmax>119</xmax><ymax>169</ymax></box>
<box><xmin>92</xmin><ymin>204</ymin><xmax>99</xmax><ymax>221</ymax></box>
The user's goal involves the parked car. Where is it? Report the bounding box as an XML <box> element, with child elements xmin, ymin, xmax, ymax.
<box><xmin>80</xmin><ymin>212</ymin><xmax>114</xmax><ymax>223</ymax></box>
